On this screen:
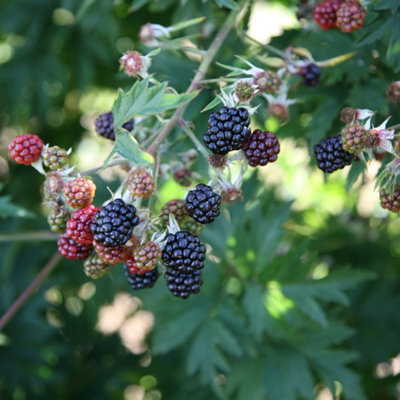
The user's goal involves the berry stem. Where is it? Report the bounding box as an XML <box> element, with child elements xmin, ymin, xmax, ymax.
<box><xmin>0</xmin><ymin>252</ymin><xmax>61</xmax><ymax>331</ymax></box>
<box><xmin>388</xmin><ymin>123</ymin><xmax>400</xmax><ymax>131</ymax></box>
<box><xmin>0</xmin><ymin>231</ymin><xmax>59</xmax><ymax>243</ymax></box>
<box><xmin>146</xmin><ymin>0</ymin><xmax>250</xmax><ymax>155</ymax></box>
<box><xmin>79</xmin><ymin>157</ymin><xmax>128</xmax><ymax>176</ymax></box>
<box><xmin>178</xmin><ymin>120</ymin><xmax>210</xmax><ymax>159</ymax></box>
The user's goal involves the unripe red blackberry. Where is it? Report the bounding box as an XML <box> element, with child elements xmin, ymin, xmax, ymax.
<box><xmin>43</xmin><ymin>146</ymin><xmax>68</xmax><ymax>170</ymax></box>
<box><xmin>314</xmin><ymin>135</ymin><xmax>353</xmax><ymax>173</ymax></box>
<box><xmin>127</xmin><ymin>167</ymin><xmax>154</xmax><ymax>199</ymax></box>
<box><xmin>242</xmin><ymin>130</ymin><xmax>280</xmax><ymax>167</ymax></box>
<box><xmin>386</xmin><ymin>82</ymin><xmax>400</xmax><ymax>105</ymax></box>
<box><xmin>340</xmin><ymin>124</ymin><xmax>367</xmax><ymax>154</ymax></box>
<box><xmin>162</xmin><ymin>231</ymin><xmax>206</xmax><ymax>273</ymax></box>
<box><xmin>313</xmin><ymin>0</ymin><xmax>344</xmax><ymax>30</ymax></box>
<box><xmin>298</xmin><ymin>63</ymin><xmax>321</xmax><ymax>87</ymax></box>
<box><xmin>164</xmin><ymin>268</ymin><xmax>203</xmax><ymax>299</ymax></box>
<box><xmin>253</xmin><ymin>70</ymin><xmax>282</xmax><ymax>93</ymax></box>
<box><xmin>173</xmin><ymin>168</ymin><xmax>192</xmax><ymax>187</ymax></box>
<box><xmin>336</xmin><ymin>0</ymin><xmax>366</xmax><ymax>32</ymax></box>
<box><xmin>8</xmin><ymin>134</ymin><xmax>44</xmax><ymax>166</ymax></box>
<box><xmin>94</xmin><ymin>112</ymin><xmax>134</xmax><ymax>141</ymax></box>
<box><xmin>84</xmin><ymin>253</ymin><xmax>113</xmax><ymax>279</ymax></box>
<box><xmin>48</xmin><ymin>204</ymin><xmax>70</xmax><ymax>233</ymax></box>
<box><xmin>380</xmin><ymin>186</ymin><xmax>400</xmax><ymax>213</ymax></box>
<box><xmin>268</xmin><ymin>103</ymin><xmax>289</xmax><ymax>121</ymax></box>
<box><xmin>203</xmin><ymin>107</ymin><xmax>251</xmax><ymax>155</ymax></box>
<box><xmin>131</xmin><ymin>241</ymin><xmax>161</xmax><ymax>271</ymax></box>
<box><xmin>185</xmin><ymin>184</ymin><xmax>221</xmax><ymax>224</ymax></box>
<box><xmin>91</xmin><ymin>198</ymin><xmax>140</xmax><ymax>247</ymax></box>
<box><xmin>93</xmin><ymin>240</ymin><xmax>129</xmax><ymax>264</ymax></box>
<box><xmin>64</xmin><ymin>177</ymin><xmax>96</xmax><ymax>208</ymax></box>
<box><xmin>58</xmin><ymin>233</ymin><xmax>92</xmax><ymax>260</ymax></box>
<box><xmin>124</xmin><ymin>264</ymin><xmax>158</xmax><ymax>290</ymax></box>
<box><xmin>66</xmin><ymin>205</ymin><xmax>99</xmax><ymax>245</ymax></box>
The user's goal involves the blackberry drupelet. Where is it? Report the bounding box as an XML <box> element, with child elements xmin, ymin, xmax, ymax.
<box><xmin>95</xmin><ymin>112</ymin><xmax>134</xmax><ymax>141</ymax></box>
<box><xmin>314</xmin><ymin>0</ymin><xmax>343</xmax><ymax>30</ymax></box>
<box><xmin>124</xmin><ymin>264</ymin><xmax>158</xmax><ymax>290</ymax></box>
<box><xmin>299</xmin><ymin>63</ymin><xmax>321</xmax><ymax>87</ymax></box>
<box><xmin>340</xmin><ymin>124</ymin><xmax>367</xmax><ymax>154</ymax></box>
<box><xmin>8</xmin><ymin>134</ymin><xmax>44</xmax><ymax>166</ymax></box>
<box><xmin>91</xmin><ymin>198</ymin><xmax>140</xmax><ymax>247</ymax></box>
<box><xmin>185</xmin><ymin>183</ymin><xmax>221</xmax><ymax>224</ymax></box>
<box><xmin>203</xmin><ymin>107</ymin><xmax>251</xmax><ymax>155</ymax></box>
<box><xmin>380</xmin><ymin>186</ymin><xmax>400</xmax><ymax>213</ymax></box>
<box><xmin>66</xmin><ymin>205</ymin><xmax>99</xmax><ymax>244</ymax></box>
<box><xmin>314</xmin><ymin>135</ymin><xmax>353</xmax><ymax>173</ymax></box>
<box><xmin>58</xmin><ymin>233</ymin><xmax>92</xmax><ymax>260</ymax></box>
<box><xmin>162</xmin><ymin>231</ymin><xmax>206</xmax><ymax>273</ymax></box>
<box><xmin>242</xmin><ymin>129</ymin><xmax>280</xmax><ymax>167</ymax></box>
<box><xmin>164</xmin><ymin>268</ymin><xmax>203</xmax><ymax>299</ymax></box>
<box><xmin>336</xmin><ymin>0</ymin><xmax>366</xmax><ymax>32</ymax></box>
<box><xmin>63</xmin><ymin>177</ymin><xmax>96</xmax><ymax>208</ymax></box>
<box><xmin>84</xmin><ymin>253</ymin><xmax>113</xmax><ymax>279</ymax></box>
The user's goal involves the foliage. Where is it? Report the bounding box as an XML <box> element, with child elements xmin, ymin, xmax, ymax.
<box><xmin>1</xmin><ymin>1</ymin><xmax>400</xmax><ymax>400</ymax></box>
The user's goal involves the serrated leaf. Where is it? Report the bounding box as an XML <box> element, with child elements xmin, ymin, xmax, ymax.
<box><xmin>112</xmin><ymin>78</ymin><xmax>199</xmax><ymax>127</ymax></box>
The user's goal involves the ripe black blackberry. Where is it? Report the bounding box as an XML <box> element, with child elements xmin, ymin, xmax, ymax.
<box><xmin>124</xmin><ymin>264</ymin><xmax>158</xmax><ymax>290</ymax></box>
<box><xmin>162</xmin><ymin>231</ymin><xmax>206</xmax><ymax>273</ymax></box>
<box><xmin>185</xmin><ymin>183</ymin><xmax>221</xmax><ymax>224</ymax></box>
<box><xmin>94</xmin><ymin>112</ymin><xmax>134</xmax><ymax>141</ymax></box>
<box><xmin>164</xmin><ymin>268</ymin><xmax>203</xmax><ymax>299</ymax></box>
<box><xmin>298</xmin><ymin>63</ymin><xmax>321</xmax><ymax>87</ymax></box>
<box><xmin>314</xmin><ymin>135</ymin><xmax>353</xmax><ymax>173</ymax></box>
<box><xmin>203</xmin><ymin>107</ymin><xmax>251</xmax><ymax>155</ymax></box>
<box><xmin>91</xmin><ymin>198</ymin><xmax>140</xmax><ymax>247</ymax></box>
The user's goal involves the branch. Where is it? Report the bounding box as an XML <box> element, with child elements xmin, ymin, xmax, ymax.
<box><xmin>0</xmin><ymin>231</ymin><xmax>59</xmax><ymax>243</ymax></box>
<box><xmin>146</xmin><ymin>0</ymin><xmax>249</xmax><ymax>155</ymax></box>
<box><xmin>0</xmin><ymin>251</ymin><xmax>62</xmax><ymax>331</ymax></box>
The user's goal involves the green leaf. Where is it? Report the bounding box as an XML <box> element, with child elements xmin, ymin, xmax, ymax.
<box><xmin>112</xmin><ymin>78</ymin><xmax>199</xmax><ymax>128</ymax></box>
<box><xmin>0</xmin><ymin>195</ymin><xmax>34</xmax><ymax>219</ymax></box>
<box><xmin>201</xmin><ymin>96</ymin><xmax>222</xmax><ymax>112</ymax></box>
<box><xmin>214</xmin><ymin>0</ymin><xmax>238</xmax><ymax>10</ymax></box>
<box><xmin>130</xmin><ymin>0</ymin><xmax>151</xmax><ymax>11</ymax></box>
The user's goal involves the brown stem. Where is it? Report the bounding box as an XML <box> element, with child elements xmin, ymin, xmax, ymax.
<box><xmin>0</xmin><ymin>252</ymin><xmax>61</xmax><ymax>331</ymax></box>
<box><xmin>146</xmin><ymin>1</ymin><xmax>249</xmax><ymax>155</ymax></box>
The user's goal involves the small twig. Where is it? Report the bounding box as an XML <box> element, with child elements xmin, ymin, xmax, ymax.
<box><xmin>0</xmin><ymin>252</ymin><xmax>62</xmax><ymax>331</ymax></box>
<box><xmin>146</xmin><ymin>0</ymin><xmax>249</xmax><ymax>155</ymax></box>
<box><xmin>239</xmin><ymin>29</ymin><xmax>288</xmax><ymax>59</ymax></box>
<box><xmin>388</xmin><ymin>123</ymin><xmax>400</xmax><ymax>131</ymax></box>
<box><xmin>0</xmin><ymin>231</ymin><xmax>59</xmax><ymax>243</ymax></box>
<box><xmin>178</xmin><ymin>120</ymin><xmax>210</xmax><ymax>159</ymax></box>
<box><xmin>80</xmin><ymin>158</ymin><xmax>128</xmax><ymax>176</ymax></box>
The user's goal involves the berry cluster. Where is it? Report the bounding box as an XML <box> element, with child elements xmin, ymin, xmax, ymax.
<box><xmin>95</xmin><ymin>112</ymin><xmax>134</xmax><ymax>141</ymax></box>
<box><xmin>313</xmin><ymin>0</ymin><xmax>366</xmax><ymax>32</ymax></box>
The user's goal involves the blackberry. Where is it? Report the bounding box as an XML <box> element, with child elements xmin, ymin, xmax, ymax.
<box><xmin>268</xmin><ymin>103</ymin><xmax>289</xmax><ymax>121</ymax></box>
<box><xmin>173</xmin><ymin>168</ymin><xmax>192</xmax><ymax>187</ymax></box>
<box><xmin>133</xmin><ymin>241</ymin><xmax>161</xmax><ymax>271</ymax></box>
<box><xmin>234</xmin><ymin>80</ymin><xmax>255</xmax><ymax>102</ymax></box>
<box><xmin>124</xmin><ymin>264</ymin><xmax>158</xmax><ymax>290</ymax></box>
<box><xmin>164</xmin><ymin>268</ymin><xmax>203</xmax><ymax>299</ymax></box>
<box><xmin>314</xmin><ymin>0</ymin><xmax>343</xmax><ymax>30</ymax></box>
<box><xmin>242</xmin><ymin>130</ymin><xmax>280</xmax><ymax>167</ymax></box>
<box><xmin>66</xmin><ymin>205</ymin><xmax>99</xmax><ymax>245</ymax></box>
<box><xmin>162</xmin><ymin>231</ymin><xmax>206</xmax><ymax>273</ymax></box>
<box><xmin>84</xmin><ymin>253</ymin><xmax>113</xmax><ymax>279</ymax></box>
<box><xmin>63</xmin><ymin>177</ymin><xmax>96</xmax><ymax>208</ymax></box>
<box><xmin>336</xmin><ymin>0</ymin><xmax>366</xmax><ymax>33</ymax></box>
<box><xmin>95</xmin><ymin>112</ymin><xmax>134</xmax><ymax>141</ymax></box>
<box><xmin>93</xmin><ymin>240</ymin><xmax>129</xmax><ymax>264</ymax></box>
<box><xmin>380</xmin><ymin>186</ymin><xmax>400</xmax><ymax>213</ymax></box>
<box><xmin>127</xmin><ymin>166</ymin><xmax>154</xmax><ymax>198</ymax></box>
<box><xmin>8</xmin><ymin>134</ymin><xmax>44</xmax><ymax>166</ymax></box>
<box><xmin>43</xmin><ymin>146</ymin><xmax>68</xmax><ymax>170</ymax></box>
<box><xmin>58</xmin><ymin>233</ymin><xmax>92</xmax><ymax>260</ymax></box>
<box><xmin>314</xmin><ymin>135</ymin><xmax>353</xmax><ymax>173</ymax></box>
<box><xmin>340</xmin><ymin>107</ymin><xmax>357</xmax><ymax>124</ymax></box>
<box><xmin>48</xmin><ymin>204</ymin><xmax>70</xmax><ymax>233</ymax></box>
<box><xmin>185</xmin><ymin>184</ymin><xmax>221</xmax><ymax>224</ymax></box>
<box><xmin>386</xmin><ymin>82</ymin><xmax>400</xmax><ymax>105</ymax></box>
<box><xmin>91</xmin><ymin>198</ymin><xmax>140</xmax><ymax>247</ymax></box>
<box><xmin>253</xmin><ymin>70</ymin><xmax>282</xmax><ymax>93</ymax></box>
<box><xmin>340</xmin><ymin>124</ymin><xmax>367</xmax><ymax>154</ymax></box>
<box><xmin>42</xmin><ymin>172</ymin><xmax>64</xmax><ymax>202</ymax></box>
<box><xmin>298</xmin><ymin>63</ymin><xmax>321</xmax><ymax>87</ymax></box>
<box><xmin>203</xmin><ymin>107</ymin><xmax>251</xmax><ymax>155</ymax></box>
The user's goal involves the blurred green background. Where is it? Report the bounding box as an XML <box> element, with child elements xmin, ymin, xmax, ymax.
<box><xmin>1</xmin><ymin>0</ymin><xmax>400</xmax><ymax>399</ymax></box>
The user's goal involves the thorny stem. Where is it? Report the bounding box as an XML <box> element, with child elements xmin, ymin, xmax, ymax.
<box><xmin>0</xmin><ymin>252</ymin><xmax>62</xmax><ymax>331</ymax></box>
<box><xmin>0</xmin><ymin>231</ymin><xmax>59</xmax><ymax>243</ymax></box>
<box><xmin>146</xmin><ymin>0</ymin><xmax>250</xmax><ymax>155</ymax></box>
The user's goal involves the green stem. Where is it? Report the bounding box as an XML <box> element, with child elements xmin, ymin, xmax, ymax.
<box><xmin>239</xmin><ymin>29</ymin><xmax>288</xmax><ymax>59</ymax></box>
<box><xmin>0</xmin><ymin>231</ymin><xmax>59</xmax><ymax>243</ymax></box>
<box><xmin>178</xmin><ymin>120</ymin><xmax>210</xmax><ymax>159</ymax></box>
<box><xmin>146</xmin><ymin>0</ymin><xmax>250</xmax><ymax>155</ymax></box>
<box><xmin>80</xmin><ymin>157</ymin><xmax>128</xmax><ymax>176</ymax></box>
<box><xmin>388</xmin><ymin>123</ymin><xmax>400</xmax><ymax>131</ymax></box>
<box><xmin>0</xmin><ymin>252</ymin><xmax>61</xmax><ymax>331</ymax></box>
